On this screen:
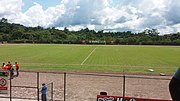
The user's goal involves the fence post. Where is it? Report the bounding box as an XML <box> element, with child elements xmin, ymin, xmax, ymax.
<box><xmin>64</xmin><ymin>72</ymin><xmax>66</xmax><ymax>101</ymax></box>
<box><xmin>122</xmin><ymin>75</ymin><xmax>125</xmax><ymax>101</ymax></box>
<box><xmin>51</xmin><ymin>82</ymin><xmax>53</xmax><ymax>101</ymax></box>
<box><xmin>37</xmin><ymin>72</ymin><xmax>39</xmax><ymax>101</ymax></box>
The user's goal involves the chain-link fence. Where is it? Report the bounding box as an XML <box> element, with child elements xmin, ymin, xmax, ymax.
<box><xmin>0</xmin><ymin>71</ymin><xmax>172</xmax><ymax>101</ymax></box>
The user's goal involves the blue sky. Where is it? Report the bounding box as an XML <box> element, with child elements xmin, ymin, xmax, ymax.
<box><xmin>22</xmin><ymin>0</ymin><xmax>61</xmax><ymax>12</ymax></box>
<box><xmin>0</xmin><ymin>0</ymin><xmax>180</xmax><ymax>34</ymax></box>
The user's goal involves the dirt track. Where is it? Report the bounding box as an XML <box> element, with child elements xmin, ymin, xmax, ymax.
<box><xmin>0</xmin><ymin>71</ymin><xmax>173</xmax><ymax>101</ymax></box>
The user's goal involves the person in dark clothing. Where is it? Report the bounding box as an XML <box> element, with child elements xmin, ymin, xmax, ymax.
<box><xmin>41</xmin><ymin>83</ymin><xmax>47</xmax><ymax>101</ymax></box>
<box><xmin>7</xmin><ymin>62</ymin><xmax>13</xmax><ymax>79</ymax></box>
<box><xmin>169</xmin><ymin>67</ymin><xmax>180</xmax><ymax>101</ymax></box>
<box><xmin>10</xmin><ymin>67</ymin><xmax>14</xmax><ymax>79</ymax></box>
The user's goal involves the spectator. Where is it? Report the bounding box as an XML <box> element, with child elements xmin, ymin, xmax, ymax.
<box><xmin>169</xmin><ymin>67</ymin><xmax>180</xmax><ymax>101</ymax></box>
<box><xmin>15</xmin><ymin>62</ymin><xmax>20</xmax><ymax>77</ymax></box>
<box><xmin>1</xmin><ymin>63</ymin><xmax>6</xmax><ymax>76</ymax></box>
<box><xmin>41</xmin><ymin>83</ymin><xmax>47</xmax><ymax>101</ymax></box>
<box><xmin>1</xmin><ymin>63</ymin><xmax>5</xmax><ymax>69</ymax></box>
<box><xmin>7</xmin><ymin>61</ymin><xmax>12</xmax><ymax>70</ymax></box>
<box><xmin>10</xmin><ymin>67</ymin><xmax>14</xmax><ymax>79</ymax></box>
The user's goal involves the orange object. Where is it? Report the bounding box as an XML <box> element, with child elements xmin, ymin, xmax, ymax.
<box><xmin>1</xmin><ymin>65</ymin><xmax>5</xmax><ymax>69</ymax></box>
<box><xmin>15</xmin><ymin>63</ymin><xmax>20</xmax><ymax>70</ymax></box>
<box><xmin>1</xmin><ymin>65</ymin><xmax>8</xmax><ymax>70</ymax></box>
<box><xmin>7</xmin><ymin>63</ymin><xmax>11</xmax><ymax>69</ymax></box>
<box><xmin>4</xmin><ymin>66</ymin><xmax>9</xmax><ymax>70</ymax></box>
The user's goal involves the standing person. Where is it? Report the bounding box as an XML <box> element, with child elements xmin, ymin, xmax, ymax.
<box><xmin>1</xmin><ymin>63</ymin><xmax>6</xmax><ymax>76</ymax></box>
<box><xmin>1</xmin><ymin>63</ymin><xmax>5</xmax><ymax>69</ymax></box>
<box><xmin>7</xmin><ymin>61</ymin><xmax>12</xmax><ymax>70</ymax></box>
<box><xmin>7</xmin><ymin>61</ymin><xmax>13</xmax><ymax>79</ymax></box>
<box><xmin>1</xmin><ymin>63</ymin><xmax>8</xmax><ymax>70</ymax></box>
<box><xmin>10</xmin><ymin>67</ymin><xmax>14</xmax><ymax>79</ymax></box>
<box><xmin>15</xmin><ymin>62</ymin><xmax>20</xmax><ymax>77</ymax></box>
<box><xmin>41</xmin><ymin>83</ymin><xmax>47</xmax><ymax>101</ymax></box>
<box><xmin>169</xmin><ymin>66</ymin><xmax>180</xmax><ymax>101</ymax></box>
<box><xmin>1</xmin><ymin>63</ymin><xmax>9</xmax><ymax>76</ymax></box>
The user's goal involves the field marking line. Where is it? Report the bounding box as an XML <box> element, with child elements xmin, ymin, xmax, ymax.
<box><xmin>81</xmin><ymin>47</ymin><xmax>97</xmax><ymax>65</ymax></box>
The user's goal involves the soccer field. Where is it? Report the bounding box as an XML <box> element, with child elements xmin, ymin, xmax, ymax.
<box><xmin>0</xmin><ymin>44</ymin><xmax>180</xmax><ymax>74</ymax></box>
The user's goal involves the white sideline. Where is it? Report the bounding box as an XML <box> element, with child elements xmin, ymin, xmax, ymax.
<box><xmin>81</xmin><ymin>47</ymin><xmax>97</xmax><ymax>65</ymax></box>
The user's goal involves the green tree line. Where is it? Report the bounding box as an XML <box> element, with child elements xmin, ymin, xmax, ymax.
<box><xmin>0</xmin><ymin>18</ymin><xmax>180</xmax><ymax>45</ymax></box>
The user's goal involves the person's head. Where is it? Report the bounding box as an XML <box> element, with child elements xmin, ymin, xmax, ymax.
<box><xmin>8</xmin><ymin>61</ymin><xmax>10</xmax><ymax>64</ymax></box>
<box><xmin>15</xmin><ymin>62</ymin><xmax>17</xmax><ymax>64</ymax></box>
<box><xmin>42</xmin><ymin>83</ymin><xmax>45</xmax><ymax>86</ymax></box>
<box><xmin>2</xmin><ymin>63</ymin><xmax>5</xmax><ymax>65</ymax></box>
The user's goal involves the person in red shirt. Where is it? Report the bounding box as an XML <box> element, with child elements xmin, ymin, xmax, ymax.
<box><xmin>1</xmin><ymin>63</ymin><xmax>5</xmax><ymax>69</ymax></box>
<box><xmin>1</xmin><ymin>63</ymin><xmax>9</xmax><ymax>76</ymax></box>
<box><xmin>1</xmin><ymin>63</ymin><xmax>8</xmax><ymax>70</ymax></box>
<box><xmin>7</xmin><ymin>61</ymin><xmax>12</xmax><ymax>70</ymax></box>
<box><xmin>15</xmin><ymin>62</ymin><xmax>20</xmax><ymax>77</ymax></box>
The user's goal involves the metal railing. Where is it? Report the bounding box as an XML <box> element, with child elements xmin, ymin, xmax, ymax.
<box><xmin>0</xmin><ymin>71</ymin><xmax>172</xmax><ymax>101</ymax></box>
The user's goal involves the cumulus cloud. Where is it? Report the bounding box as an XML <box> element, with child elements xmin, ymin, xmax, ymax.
<box><xmin>0</xmin><ymin>0</ymin><xmax>180</xmax><ymax>34</ymax></box>
<box><xmin>15</xmin><ymin>2</ymin><xmax>66</xmax><ymax>27</ymax></box>
<box><xmin>0</xmin><ymin>0</ymin><xmax>66</xmax><ymax>27</ymax></box>
<box><xmin>0</xmin><ymin>0</ymin><xmax>23</xmax><ymax>20</ymax></box>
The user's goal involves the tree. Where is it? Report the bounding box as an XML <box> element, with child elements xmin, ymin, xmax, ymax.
<box><xmin>144</xmin><ymin>29</ymin><xmax>159</xmax><ymax>35</ymax></box>
<box><xmin>0</xmin><ymin>18</ymin><xmax>8</xmax><ymax>23</ymax></box>
<box><xmin>64</xmin><ymin>27</ymin><xmax>69</xmax><ymax>33</ymax></box>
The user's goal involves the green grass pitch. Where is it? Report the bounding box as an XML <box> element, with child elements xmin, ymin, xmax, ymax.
<box><xmin>0</xmin><ymin>44</ymin><xmax>180</xmax><ymax>74</ymax></box>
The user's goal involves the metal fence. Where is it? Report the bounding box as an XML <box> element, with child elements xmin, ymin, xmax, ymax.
<box><xmin>0</xmin><ymin>71</ymin><xmax>172</xmax><ymax>101</ymax></box>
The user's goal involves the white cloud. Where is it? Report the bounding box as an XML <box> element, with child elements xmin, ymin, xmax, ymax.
<box><xmin>158</xmin><ymin>26</ymin><xmax>175</xmax><ymax>35</ymax></box>
<box><xmin>0</xmin><ymin>0</ymin><xmax>23</xmax><ymax>20</ymax></box>
<box><xmin>13</xmin><ymin>2</ymin><xmax>66</xmax><ymax>27</ymax></box>
<box><xmin>0</xmin><ymin>0</ymin><xmax>180</xmax><ymax>34</ymax></box>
